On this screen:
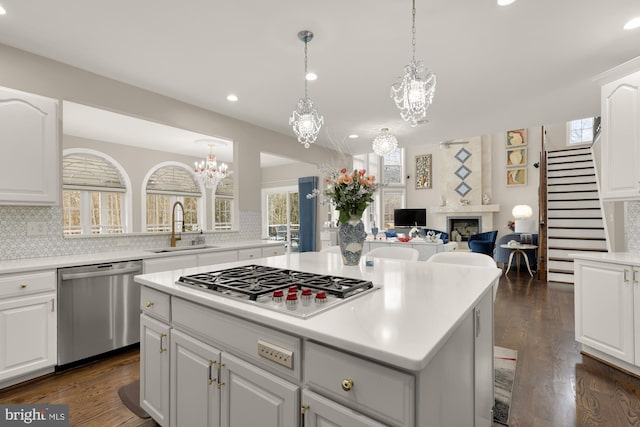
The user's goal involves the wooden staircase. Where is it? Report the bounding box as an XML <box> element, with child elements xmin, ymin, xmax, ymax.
<box><xmin>546</xmin><ymin>146</ymin><xmax>607</xmax><ymax>284</ymax></box>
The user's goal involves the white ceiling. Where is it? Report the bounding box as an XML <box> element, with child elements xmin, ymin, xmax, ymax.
<box><xmin>1</xmin><ymin>0</ymin><xmax>639</xmax><ymax>155</ymax></box>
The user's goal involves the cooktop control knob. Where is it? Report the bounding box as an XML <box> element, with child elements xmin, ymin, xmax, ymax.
<box><xmin>301</xmin><ymin>288</ymin><xmax>313</xmax><ymax>305</ymax></box>
<box><xmin>288</xmin><ymin>286</ymin><xmax>299</xmax><ymax>294</ymax></box>
<box><xmin>286</xmin><ymin>292</ymin><xmax>298</xmax><ymax>309</ymax></box>
<box><xmin>315</xmin><ymin>291</ymin><xmax>327</xmax><ymax>304</ymax></box>
<box><xmin>272</xmin><ymin>290</ymin><xmax>284</xmax><ymax>303</ymax></box>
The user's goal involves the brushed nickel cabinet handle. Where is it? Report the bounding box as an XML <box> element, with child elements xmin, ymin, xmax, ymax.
<box><xmin>160</xmin><ymin>333</ymin><xmax>167</xmax><ymax>353</ymax></box>
<box><xmin>624</xmin><ymin>269</ymin><xmax>630</xmax><ymax>283</ymax></box>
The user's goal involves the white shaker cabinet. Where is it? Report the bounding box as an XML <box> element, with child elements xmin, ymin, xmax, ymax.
<box><xmin>0</xmin><ymin>86</ymin><xmax>59</xmax><ymax>206</ymax></box>
<box><xmin>170</xmin><ymin>329</ymin><xmax>220</xmax><ymax>427</ymax></box>
<box><xmin>140</xmin><ymin>314</ymin><xmax>171</xmax><ymax>426</ymax></box>
<box><xmin>302</xmin><ymin>389</ymin><xmax>387</xmax><ymax>427</ymax></box>
<box><xmin>574</xmin><ymin>259</ymin><xmax>636</xmax><ymax>364</ymax></box>
<box><xmin>220</xmin><ymin>352</ymin><xmax>299</xmax><ymax>427</ymax></box>
<box><xmin>599</xmin><ymin>65</ymin><xmax>640</xmax><ymax>200</ymax></box>
<box><xmin>0</xmin><ymin>270</ymin><xmax>57</xmax><ymax>387</ymax></box>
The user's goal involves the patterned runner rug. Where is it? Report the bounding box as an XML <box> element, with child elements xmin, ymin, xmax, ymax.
<box><xmin>494</xmin><ymin>346</ymin><xmax>517</xmax><ymax>425</ymax></box>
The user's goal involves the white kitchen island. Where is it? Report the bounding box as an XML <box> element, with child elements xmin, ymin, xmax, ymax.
<box><xmin>135</xmin><ymin>252</ymin><xmax>501</xmax><ymax>427</ymax></box>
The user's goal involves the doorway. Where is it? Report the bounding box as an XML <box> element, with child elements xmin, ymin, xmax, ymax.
<box><xmin>262</xmin><ymin>187</ymin><xmax>299</xmax><ymax>252</ymax></box>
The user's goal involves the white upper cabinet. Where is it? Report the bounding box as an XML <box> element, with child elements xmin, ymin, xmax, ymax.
<box><xmin>0</xmin><ymin>86</ymin><xmax>59</xmax><ymax>206</ymax></box>
<box><xmin>599</xmin><ymin>61</ymin><xmax>640</xmax><ymax>200</ymax></box>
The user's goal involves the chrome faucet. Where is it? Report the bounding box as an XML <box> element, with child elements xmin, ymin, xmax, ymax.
<box><xmin>170</xmin><ymin>201</ymin><xmax>185</xmax><ymax>247</ymax></box>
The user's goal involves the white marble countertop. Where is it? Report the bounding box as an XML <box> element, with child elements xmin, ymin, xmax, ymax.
<box><xmin>571</xmin><ymin>251</ymin><xmax>640</xmax><ymax>265</ymax></box>
<box><xmin>366</xmin><ymin>238</ymin><xmax>443</xmax><ymax>245</ymax></box>
<box><xmin>0</xmin><ymin>240</ymin><xmax>283</xmax><ymax>275</ymax></box>
<box><xmin>135</xmin><ymin>252</ymin><xmax>501</xmax><ymax>371</ymax></box>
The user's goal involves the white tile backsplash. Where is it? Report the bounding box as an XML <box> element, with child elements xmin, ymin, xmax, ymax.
<box><xmin>0</xmin><ymin>206</ymin><xmax>261</xmax><ymax>261</ymax></box>
<box><xmin>626</xmin><ymin>201</ymin><xmax>640</xmax><ymax>253</ymax></box>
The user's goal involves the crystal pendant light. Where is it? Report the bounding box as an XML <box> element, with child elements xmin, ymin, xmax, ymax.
<box><xmin>372</xmin><ymin>128</ymin><xmax>398</xmax><ymax>157</ymax></box>
<box><xmin>194</xmin><ymin>144</ymin><xmax>231</xmax><ymax>190</ymax></box>
<box><xmin>289</xmin><ymin>30</ymin><xmax>324</xmax><ymax>148</ymax></box>
<box><xmin>391</xmin><ymin>0</ymin><xmax>436</xmax><ymax>127</ymax></box>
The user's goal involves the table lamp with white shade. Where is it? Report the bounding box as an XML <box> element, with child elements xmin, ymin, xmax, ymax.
<box><xmin>512</xmin><ymin>205</ymin><xmax>535</xmax><ymax>233</ymax></box>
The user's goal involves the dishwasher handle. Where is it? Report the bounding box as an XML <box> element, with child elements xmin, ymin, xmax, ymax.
<box><xmin>60</xmin><ymin>265</ymin><xmax>142</xmax><ymax>281</ymax></box>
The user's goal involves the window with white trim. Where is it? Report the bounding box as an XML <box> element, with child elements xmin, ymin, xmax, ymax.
<box><xmin>145</xmin><ymin>165</ymin><xmax>201</xmax><ymax>232</ymax></box>
<box><xmin>62</xmin><ymin>151</ymin><xmax>128</xmax><ymax>235</ymax></box>
<box><xmin>353</xmin><ymin>148</ymin><xmax>406</xmax><ymax>232</ymax></box>
<box><xmin>213</xmin><ymin>175</ymin><xmax>234</xmax><ymax>230</ymax></box>
<box><xmin>567</xmin><ymin>117</ymin><xmax>594</xmax><ymax>145</ymax></box>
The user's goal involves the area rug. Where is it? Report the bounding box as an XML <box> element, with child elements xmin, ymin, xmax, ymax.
<box><xmin>494</xmin><ymin>346</ymin><xmax>517</xmax><ymax>425</ymax></box>
<box><xmin>118</xmin><ymin>380</ymin><xmax>150</xmax><ymax>419</ymax></box>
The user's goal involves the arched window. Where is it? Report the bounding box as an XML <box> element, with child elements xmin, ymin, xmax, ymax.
<box><xmin>62</xmin><ymin>149</ymin><xmax>131</xmax><ymax>235</ymax></box>
<box><xmin>144</xmin><ymin>163</ymin><xmax>202</xmax><ymax>232</ymax></box>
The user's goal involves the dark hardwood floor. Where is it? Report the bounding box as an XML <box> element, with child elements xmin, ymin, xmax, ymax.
<box><xmin>494</xmin><ymin>272</ymin><xmax>640</xmax><ymax>427</ymax></box>
<box><xmin>1</xmin><ymin>272</ymin><xmax>640</xmax><ymax>426</ymax></box>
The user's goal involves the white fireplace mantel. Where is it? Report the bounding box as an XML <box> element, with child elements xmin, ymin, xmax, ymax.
<box><xmin>431</xmin><ymin>204</ymin><xmax>500</xmax><ymax>214</ymax></box>
<box><xmin>429</xmin><ymin>204</ymin><xmax>501</xmax><ymax>235</ymax></box>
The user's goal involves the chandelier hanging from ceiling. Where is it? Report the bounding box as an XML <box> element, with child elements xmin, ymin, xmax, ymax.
<box><xmin>391</xmin><ymin>0</ymin><xmax>436</xmax><ymax>127</ymax></box>
<box><xmin>289</xmin><ymin>30</ymin><xmax>324</xmax><ymax>148</ymax></box>
<box><xmin>194</xmin><ymin>144</ymin><xmax>231</xmax><ymax>190</ymax></box>
<box><xmin>372</xmin><ymin>128</ymin><xmax>398</xmax><ymax>157</ymax></box>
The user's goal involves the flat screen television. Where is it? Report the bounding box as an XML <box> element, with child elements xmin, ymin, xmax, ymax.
<box><xmin>393</xmin><ymin>208</ymin><xmax>427</xmax><ymax>228</ymax></box>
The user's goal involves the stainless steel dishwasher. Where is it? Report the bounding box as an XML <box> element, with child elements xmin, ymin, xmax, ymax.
<box><xmin>58</xmin><ymin>260</ymin><xmax>143</xmax><ymax>367</ymax></box>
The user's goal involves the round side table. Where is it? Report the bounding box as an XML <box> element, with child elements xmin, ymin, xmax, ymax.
<box><xmin>500</xmin><ymin>243</ymin><xmax>538</xmax><ymax>276</ymax></box>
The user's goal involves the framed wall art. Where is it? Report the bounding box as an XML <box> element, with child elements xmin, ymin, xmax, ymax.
<box><xmin>506</xmin><ymin>147</ymin><xmax>527</xmax><ymax>167</ymax></box>
<box><xmin>415</xmin><ymin>154</ymin><xmax>432</xmax><ymax>189</ymax></box>
<box><xmin>507</xmin><ymin>168</ymin><xmax>527</xmax><ymax>186</ymax></box>
<box><xmin>506</xmin><ymin>129</ymin><xmax>527</xmax><ymax>147</ymax></box>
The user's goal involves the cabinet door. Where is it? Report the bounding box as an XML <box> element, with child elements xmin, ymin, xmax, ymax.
<box><xmin>301</xmin><ymin>389</ymin><xmax>387</xmax><ymax>427</ymax></box>
<box><xmin>171</xmin><ymin>329</ymin><xmax>221</xmax><ymax>427</ymax></box>
<box><xmin>220</xmin><ymin>352</ymin><xmax>298</xmax><ymax>427</ymax></box>
<box><xmin>575</xmin><ymin>260</ymin><xmax>634</xmax><ymax>363</ymax></box>
<box><xmin>474</xmin><ymin>291</ymin><xmax>494</xmax><ymax>427</ymax></box>
<box><xmin>0</xmin><ymin>293</ymin><xmax>56</xmax><ymax>382</ymax></box>
<box><xmin>0</xmin><ymin>87</ymin><xmax>59</xmax><ymax>205</ymax></box>
<box><xmin>600</xmin><ymin>71</ymin><xmax>640</xmax><ymax>200</ymax></box>
<box><xmin>140</xmin><ymin>314</ymin><xmax>170</xmax><ymax>426</ymax></box>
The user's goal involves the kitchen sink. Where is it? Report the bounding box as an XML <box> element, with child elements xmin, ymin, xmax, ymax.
<box><xmin>147</xmin><ymin>244</ymin><xmax>219</xmax><ymax>253</ymax></box>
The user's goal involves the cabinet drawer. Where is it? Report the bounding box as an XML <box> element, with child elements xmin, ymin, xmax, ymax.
<box><xmin>0</xmin><ymin>270</ymin><xmax>55</xmax><ymax>299</ymax></box>
<box><xmin>262</xmin><ymin>245</ymin><xmax>285</xmax><ymax>258</ymax></box>
<box><xmin>238</xmin><ymin>248</ymin><xmax>263</xmax><ymax>261</ymax></box>
<box><xmin>141</xmin><ymin>286</ymin><xmax>170</xmax><ymax>322</ymax></box>
<box><xmin>304</xmin><ymin>341</ymin><xmax>414</xmax><ymax>427</ymax></box>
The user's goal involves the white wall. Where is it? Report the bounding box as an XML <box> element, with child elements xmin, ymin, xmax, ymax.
<box><xmin>405</xmin><ymin>128</ymin><xmax>541</xmax><ymax>241</ymax></box>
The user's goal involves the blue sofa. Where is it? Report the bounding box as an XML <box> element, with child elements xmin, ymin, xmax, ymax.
<box><xmin>468</xmin><ymin>230</ymin><xmax>498</xmax><ymax>256</ymax></box>
<box><xmin>493</xmin><ymin>232</ymin><xmax>539</xmax><ymax>272</ymax></box>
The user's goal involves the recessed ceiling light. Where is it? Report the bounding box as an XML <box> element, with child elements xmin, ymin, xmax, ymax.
<box><xmin>305</xmin><ymin>72</ymin><xmax>318</xmax><ymax>81</ymax></box>
<box><xmin>624</xmin><ymin>17</ymin><xmax>640</xmax><ymax>30</ymax></box>
<box><xmin>0</xmin><ymin>5</ymin><xmax>6</xmax><ymax>15</ymax></box>
<box><xmin>226</xmin><ymin>94</ymin><xmax>238</xmax><ymax>102</ymax></box>
<box><xmin>497</xmin><ymin>0</ymin><xmax>516</xmax><ymax>5</ymax></box>
<box><xmin>348</xmin><ymin>134</ymin><xmax>359</xmax><ymax>139</ymax></box>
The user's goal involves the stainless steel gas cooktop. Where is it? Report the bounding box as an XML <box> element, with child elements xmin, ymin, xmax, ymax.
<box><xmin>176</xmin><ymin>265</ymin><xmax>377</xmax><ymax>318</ymax></box>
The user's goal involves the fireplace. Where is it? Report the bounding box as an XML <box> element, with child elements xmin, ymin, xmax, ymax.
<box><xmin>447</xmin><ymin>216</ymin><xmax>481</xmax><ymax>241</ymax></box>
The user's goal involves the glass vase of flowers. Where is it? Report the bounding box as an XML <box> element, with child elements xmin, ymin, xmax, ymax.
<box><xmin>506</xmin><ymin>220</ymin><xmax>515</xmax><ymax>232</ymax></box>
<box><xmin>309</xmin><ymin>167</ymin><xmax>377</xmax><ymax>265</ymax></box>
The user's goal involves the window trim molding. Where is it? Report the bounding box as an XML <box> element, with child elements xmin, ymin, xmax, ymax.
<box><xmin>62</xmin><ymin>147</ymin><xmax>133</xmax><ymax>233</ymax></box>
<box><xmin>141</xmin><ymin>161</ymin><xmax>207</xmax><ymax>233</ymax></box>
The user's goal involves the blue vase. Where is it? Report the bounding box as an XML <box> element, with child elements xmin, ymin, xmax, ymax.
<box><xmin>338</xmin><ymin>216</ymin><xmax>366</xmax><ymax>266</ymax></box>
